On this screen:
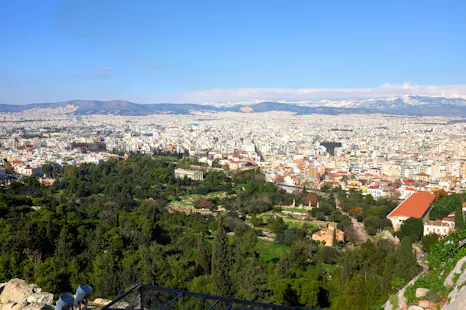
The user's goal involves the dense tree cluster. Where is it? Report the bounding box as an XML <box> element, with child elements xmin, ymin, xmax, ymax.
<box><xmin>396</xmin><ymin>218</ymin><xmax>424</xmax><ymax>242</ymax></box>
<box><xmin>429</xmin><ymin>193</ymin><xmax>463</xmax><ymax>220</ymax></box>
<box><xmin>0</xmin><ymin>155</ymin><xmax>420</xmax><ymax>309</ymax></box>
<box><xmin>338</xmin><ymin>190</ymin><xmax>396</xmax><ymax>235</ymax></box>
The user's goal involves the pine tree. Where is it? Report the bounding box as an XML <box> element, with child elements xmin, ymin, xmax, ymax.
<box><xmin>211</xmin><ymin>217</ymin><xmax>233</xmax><ymax>297</ymax></box>
<box><xmin>455</xmin><ymin>203</ymin><xmax>465</xmax><ymax>230</ymax></box>
<box><xmin>393</xmin><ymin>237</ymin><xmax>419</xmax><ymax>282</ymax></box>
<box><xmin>54</xmin><ymin>227</ymin><xmax>74</xmax><ymax>272</ymax></box>
<box><xmin>196</xmin><ymin>233</ymin><xmax>210</xmax><ymax>274</ymax></box>
<box><xmin>332</xmin><ymin>226</ymin><xmax>338</xmax><ymax>247</ymax></box>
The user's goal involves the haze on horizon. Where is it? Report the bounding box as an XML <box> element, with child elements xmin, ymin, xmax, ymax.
<box><xmin>1</xmin><ymin>0</ymin><xmax>465</xmax><ymax>104</ymax></box>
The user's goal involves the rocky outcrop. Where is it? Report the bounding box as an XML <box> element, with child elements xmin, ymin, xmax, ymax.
<box><xmin>383</xmin><ymin>268</ymin><xmax>429</xmax><ymax>310</ymax></box>
<box><xmin>91</xmin><ymin>298</ymin><xmax>129</xmax><ymax>308</ymax></box>
<box><xmin>444</xmin><ymin>286</ymin><xmax>466</xmax><ymax>310</ymax></box>
<box><xmin>444</xmin><ymin>256</ymin><xmax>466</xmax><ymax>287</ymax></box>
<box><xmin>0</xmin><ymin>279</ymin><xmax>125</xmax><ymax>310</ymax></box>
<box><xmin>0</xmin><ymin>279</ymin><xmax>52</xmax><ymax>310</ymax></box>
<box><xmin>26</xmin><ymin>294</ymin><xmax>53</xmax><ymax>306</ymax></box>
<box><xmin>0</xmin><ymin>279</ymin><xmax>44</xmax><ymax>304</ymax></box>
<box><xmin>442</xmin><ymin>258</ymin><xmax>466</xmax><ymax>310</ymax></box>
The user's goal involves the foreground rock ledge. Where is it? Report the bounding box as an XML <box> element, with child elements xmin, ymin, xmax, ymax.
<box><xmin>0</xmin><ymin>279</ymin><xmax>129</xmax><ymax>310</ymax></box>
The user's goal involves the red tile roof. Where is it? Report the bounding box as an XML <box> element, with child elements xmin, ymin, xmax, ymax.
<box><xmin>388</xmin><ymin>192</ymin><xmax>436</xmax><ymax>218</ymax></box>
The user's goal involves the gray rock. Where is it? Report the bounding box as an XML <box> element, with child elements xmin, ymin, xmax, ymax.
<box><xmin>0</xmin><ymin>279</ymin><xmax>41</xmax><ymax>304</ymax></box>
<box><xmin>456</xmin><ymin>268</ymin><xmax>466</xmax><ymax>287</ymax></box>
<box><xmin>407</xmin><ymin>306</ymin><xmax>423</xmax><ymax>310</ymax></box>
<box><xmin>415</xmin><ymin>288</ymin><xmax>429</xmax><ymax>298</ymax></box>
<box><xmin>444</xmin><ymin>285</ymin><xmax>466</xmax><ymax>310</ymax></box>
<box><xmin>26</xmin><ymin>292</ymin><xmax>54</xmax><ymax>305</ymax></box>
<box><xmin>426</xmin><ymin>291</ymin><xmax>441</xmax><ymax>303</ymax></box>
<box><xmin>444</xmin><ymin>256</ymin><xmax>466</xmax><ymax>287</ymax></box>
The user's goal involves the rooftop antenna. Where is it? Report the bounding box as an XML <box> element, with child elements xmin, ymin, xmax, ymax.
<box><xmin>74</xmin><ymin>284</ymin><xmax>93</xmax><ymax>310</ymax></box>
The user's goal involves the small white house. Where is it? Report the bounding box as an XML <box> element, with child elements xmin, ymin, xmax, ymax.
<box><xmin>424</xmin><ymin>220</ymin><xmax>453</xmax><ymax>236</ymax></box>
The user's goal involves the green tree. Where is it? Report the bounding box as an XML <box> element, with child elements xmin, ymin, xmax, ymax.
<box><xmin>455</xmin><ymin>203</ymin><xmax>464</xmax><ymax>230</ymax></box>
<box><xmin>54</xmin><ymin>227</ymin><xmax>74</xmax><ymax>272</ymax></box>
<box><xmin>397</xmin><ymin>218</ymin><xmax>424</xmax><ymax>241</ymax></box>
<box><xmin>332</xmin><ymin>274</ymin><xmax>377</xmax><ymax>310</ymax></box>
<box><xmin>196</xmin><ymin>234</ymin><xmax>210</xmax><ymax>274</ymax></box>
<box><xmin>211</xmin><ymin>217</ymin><xmax>233</xmax><ymax>297</ymax></box>
<box><xmin>92</xmin><ymin>252</ymin><xmax>120</xmax><ymax>298</ymax></box>
<box><xmin>34</xmin><ymin>257</ymin><xmax>57</xmax><ymax>293</ymax></box>
<box><xmin>422</xmin><ymin>233</ymin><xmax>439</xmax><ymax>252</ymax></box>
<box><xmin>430</xmin><ymin>194</ymin><xmax>461</xmax><ymax>220</ymax></box>
<box><xmin>318</xmin><ymin>246</ymin><xmax>338</xmax><ymax>264</ymax></box>
<box><xmin>393</xmin><ymin>237</ymin><xmax>419</xmax><ymax>282</ymax></box>
<box><xmin>332</xmin><ymin>228</ymin><xmax>338</xmax><ymax>247</ymax></box>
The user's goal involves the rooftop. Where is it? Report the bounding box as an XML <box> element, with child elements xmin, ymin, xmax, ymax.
<box><xmin>388</xmin><ymin>192</ymin><xmax>436</xmax><ymax>218</ymax></box>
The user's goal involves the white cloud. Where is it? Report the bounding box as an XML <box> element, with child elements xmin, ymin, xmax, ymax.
<box><xmin>174</xmin><ymin>83</ymin><xmax>466</xmax><ymax>103</ymax></box>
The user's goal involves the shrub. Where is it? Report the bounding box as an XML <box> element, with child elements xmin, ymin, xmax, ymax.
<box><xmin>389</xmin><ymin>294</ymin><xmax>399</xmax><ymax>309</ymax></box>
<box><xmin>404</xmin><ymin>285</ymin><xmax>417</xmax><ymax>305</ymax></box>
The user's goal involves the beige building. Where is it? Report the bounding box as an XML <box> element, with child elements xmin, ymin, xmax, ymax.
<box><xmin>312</xmin><ymin>223</ymin><xmax>344</xmax><ymax>246</ymax></box>
<box><xmin>174</xmin><ymin>168</ymin><xmax>204</xmax><ymax>181</ymax></box>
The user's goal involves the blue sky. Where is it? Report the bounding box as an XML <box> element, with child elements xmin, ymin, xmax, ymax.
<box><xmin>1</xmin><ymin>0</ymin><xmax>465</xmax><ymax>104</ymax></box>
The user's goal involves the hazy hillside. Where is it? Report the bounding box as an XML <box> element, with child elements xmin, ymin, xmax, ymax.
<box><xmin>3</xmin><ymin>96</ymin><xmax>466</xmax><ymax>117</ymax></box>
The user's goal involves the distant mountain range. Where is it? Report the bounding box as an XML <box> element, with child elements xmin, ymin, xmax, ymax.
<box><xmin>2</xmin><ymin>96</ymin><xmax>466</xmax><ymax>117</ymax></box>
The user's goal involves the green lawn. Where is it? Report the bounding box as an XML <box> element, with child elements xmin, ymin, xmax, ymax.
<box><xmin>322</xmin><ymin>263</ymin><xmax>338</xmax><ymax>273</ymax></box>
<box><xmin>153</xmin><ymin>155</ymin><xmax>179</xmax><ymax>161</ymax></box>
<box><xmin>281</xmin><ymin>208</ymin><xmax>309</xmax><ymax>213</ymax></box>
<box><xmin>284</xmin><ymin>221</ymin><xmax>302</xmax><ymax>228</ymax></box>
<box><xmin>53</xmin><ymin>190</ymin><xmax>64</xmax><ymax>198</ymax></box>
<box><xmin>255</xmin><ymin>239</ymin><xmax>288</xmax><ymax>262</ymax></box>
<box><xmin>168</xmin><ymin>191</ymin><xmax>227</xmax><ymax>208</ymax></box>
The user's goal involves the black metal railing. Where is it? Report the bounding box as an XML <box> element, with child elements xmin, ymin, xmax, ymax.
<box><xmin>102</xmin><ymin>284</ymin><xmax>318</xmax><ymax>310</ymax></box>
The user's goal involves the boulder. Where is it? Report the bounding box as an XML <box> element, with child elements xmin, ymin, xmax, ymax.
<box><xmin>418</xmin><ymin>300</ymin><xmax>429</xmax><ymax>308</ymax></box>
<box><xmin>91</xmin><ymin>299</ymin><xmax>128</xmax><ymax>308</ymax></box>
<box><xmin>26</xmin><ymin>293</ymin><xmax>54</xmax><ymax>305</ymax></box>
<box><xmin>426</xmin><ymin>291</ymin><xmax>441</xmax><ymax>303</ymax></box>
<box><xmin>445</xmin><ymin>285</ymin><xmax>466</xmax><ymax>310</ymax></box>
<box><xmin>415</xmin><ymin>288</ymin><xmax>429</xmax><ymax>298</ymax></box>
<box><xmin>407</xmin><ymin>306</ymin><xmax>423</xmax><ymax>310</ymax></box>
<box><xmin>92</xmin><ymin>298</ymin><xmax>111</xmax><ymax>306</ymax></box>
<box><xmin>22</xmin><ymin>305</ymin><xmax>53</xmax><ymax>310</ymax></box>
<box><xmin>0</xmin><ymin>303</ymin><xmax>28</xmax><ymax>310</ymax></box>
<box><xmin>0</xmin><ymin>279</ymin><xmax>41</xmax><ymax>304</ymax></box>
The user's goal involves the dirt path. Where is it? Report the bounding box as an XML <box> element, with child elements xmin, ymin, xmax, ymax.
<box><xmin>335</xmin><ymin>195</ymin><xmax>372</xmax><ymax>243</ymax></box>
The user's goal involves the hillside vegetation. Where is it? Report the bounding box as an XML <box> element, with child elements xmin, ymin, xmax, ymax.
<box><xmin>0</xmin><ymin>155</ymin><xmax>421</xmax><ymax>309</ymax></box>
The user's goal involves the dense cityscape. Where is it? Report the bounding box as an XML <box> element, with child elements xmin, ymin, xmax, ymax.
<box><xmin>3</xmin><ymin>107</ymin><xmax>466</xmax><ymax>196</ymax></box>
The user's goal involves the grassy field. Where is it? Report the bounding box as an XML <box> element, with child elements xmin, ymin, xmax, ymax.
<box><xmin>284</xmin><ymin>221</ymin><xmax>321</xmax><ymax>233</ymax></box>
<box><xmin>322</xmin><ymin>263</ymin><xmax>338</xmax><ymax>273</ymax></box>
<box><xmin>255</xmin><ymin>239</ymin><xmax>288</xmax><ymax>262</ymax></box>
<box><xmin>168</xmin><ymin>191</ymin><xmax>226</xmax><ymax>207</ymax></box>
<box><xmin>153</xmin><ymin>155</ymin><xmax>179</xmax><ymax>161</ymax></box>
<box><xmin>281</xmin><ymin>208</ymin><xmax>309</xmax><ymax>213</ymax></box>
<box><xmin>53</xmin><ymin>189</ymin><xmax>64</xmax><ymax>198</ymax></box>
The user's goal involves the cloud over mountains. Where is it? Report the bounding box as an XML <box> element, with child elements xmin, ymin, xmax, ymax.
<box><xmin>178</xmin><ymin>83</ymin><xmax>466</xmax><ymax>103</ymax></box>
